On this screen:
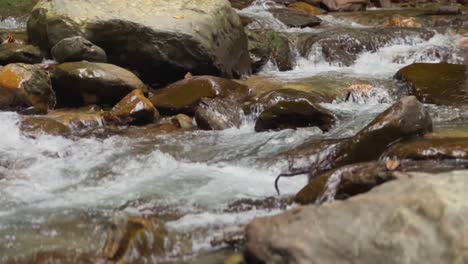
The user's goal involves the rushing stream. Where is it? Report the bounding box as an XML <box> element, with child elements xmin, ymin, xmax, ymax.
<box><xmin>0</xmin><ymin>1</ymin><xmax>467</xmax><ymax>262</ymax></box>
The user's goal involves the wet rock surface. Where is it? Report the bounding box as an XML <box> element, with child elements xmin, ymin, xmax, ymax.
<box><xmin>0</xmin><ymin>63</ymin><xmax>55</xmax><ymax>113</ymax></box>
<box><xmin>0</xmin><ymin>43</ymin><xmax>42</xmax><ymax>65</ymax></box>
<box><xmin>149</xmin><ymin>75</ymin><xmax>252</xmax><ymax>115</ymax></box>
<box><xmin>247</xmin><ymin>30</ymin><xmax>294</xmax><ymax>72</ymax></box>
<box><xmin>27</xmin><ymin>0</ymin><xmax>251</xmax><ymax>84</ymax></box>
<box><xmin>385</xmin><ymin>136</ymin><xmax>468</xmax><ymax>160</ymax></box>
<box><xmin>110</xmin><ymin>89</ymin><xmax>159</xmax><ymax>126</ymax></box>
<box><xmin>51</xmin><ymin>36</ymin><xmax>107</xmax><ymax>63</ymax></box>
<box><xmin>269</xmin><ymin>8</ymin><xmax>322</xmax><ymax>28</ymax></box>
<box><xmin>245</xmin><ymin>171</ymin><xmax>468</xmax><ymax>264</ymax></box>
<box><xmin>195</xmin><ymin>98</ymin><xmax>242</xmax><ymax>130</ymax></box>
<box><xmin>396</xmin><ymin>63</ymin><xmax>468</xmax><ymax>106</ymax></box>
<box><xmin>51</xmin><ymin>61</ymin><xmax>147</xmax><ymax>107</ymax></box>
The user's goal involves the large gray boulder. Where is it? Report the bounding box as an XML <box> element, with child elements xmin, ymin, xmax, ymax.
<box><xmin>27</xmin><ymin>0</ymin><xmax>251</xmax><ymax>84</ymax></box>
<box><xmin>245</xmin><ymin>170</ymin><xmax>468</xmax><ymax>264</ymax></box>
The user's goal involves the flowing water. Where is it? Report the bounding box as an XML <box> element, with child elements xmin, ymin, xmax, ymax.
<box><xmin>0</xmin><ymin>1</ymin><xmax>467</xmax><ymax>262</ymax></box>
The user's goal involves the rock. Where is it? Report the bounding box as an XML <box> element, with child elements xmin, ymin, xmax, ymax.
<box><xmin>0</xmin><ymin>43</ymin><xmax>43</xmax><ymax>65</ymax></box>
<box><xmin>298</xmin><ymin>28</ymin><xmax>434</xmax><ymax>66</ymax></box>
<box><xmin>321</xmin><ymin>0</ymin><xmax>368</xmax><ymax>11</ymax></box>
<box><xmin>371</xmin><ymin>0</ymin><xmax>392</xmax><ymax>8</ymax></box>
<box><xmin>278</xmin><ymin>96</ymin><xmax>432</xmax><ymax>177</ymax></box>
<box><xmin>384</xmin><ymin>16</ymin><xmax>422</xmax><ymax>28</ymax></box>
<box><xmin>344</xmin><ymin>84</ymin><xmax>391</xmax><ymax>104</ymax></box>
<box><xmin>51</xmin><ymin>36</ymin><xmax>107</xmax><ymax>63</ymax></box>
<box><xmin>46</xmin><ymin>108</ymin><xmax>108</xmax><ymax>131</ymax></box>
<box><xmin>295</xmin><ymin>159</ymin><xmax>468</xmax><ymax>204</ymax></box>
<box><xmin>229</xmin><ymin>0</ymin><xmax>256</xmax><ymax>9</ymax></box>
<box><xmin>20</xmin><ymin>116</ymin><xmax>71</xmax><ymax>137</ymax></box>
<box><xmin>288</xmin><ymin>2</ymin><xmax>326</xmax><ymax>16</ymax></box>
<box><xmin>6</xmin><ymin>250</ymin><xmax>98</xmax><ymax>264</ymax></box>
<box><xmin>27</xmin><ymin>0</ymin><xmax>251</xmax><ymax>84</ymax></box>
<box><xmin>149</xmin><ymin>75</ymin><xmax>253</xmax><ymax>115</ymax></box>
<box><xmin>110</xmin><ymin>89</ymin><xmax>158</xmax><ymax>126</ymax></box>
<box><xmin>0</xmin><ymin>0</ymin><xmax>39</xmax><ymax>18</ymax></box>
<box><xmin>0</xmin><ymin>63</ymin><xmax>55</xmax><ymax>113</ymax></box>
<box><xmin>51</xmin><ymin>62</ymin><xmax>147</xmax><ymax>107</ymax></box>
<box><xmin>171</xmin><ymin>114</ymin><xmax>193</xmax><ymax>130</ymax></box>
<box><xmin>245</xmin><ymin>170</ymin><xmax>468</xmax><ymax>264</ymax></box>
<box><xmin>195</xmin><ymin>98</ymin><xmax>242</xmax><ymax>130</ymax></box>
<box><xmin>384</xmin><ymin>137</ymin><xmax>468</xmax><ymax>160</ymax></box>
<box><xmin>269</xmin><ymin>8</ymin><xmax>322</xmax><ymax>28</ymax></box>
<box><xmin>247</xmin><ymin>30</ymin><xmax>294</xmax><ymax>72</ymax></box>
<box><xmin>102</xmin><ymin>216</ymin><xmax>169</xmax><ymax>263</ymax></box>
<box><xmin>395</xmin><ymin>63</ymin><xmax>467</xmax><ymax>106</ymax></box>
<box><xmin>433</xmin><ymin>6</ymin><xmax>462</xmax><ymax>15</ymax></box>
<box><xmin>254</xmin><ymin>100</ymin><xmax>336</xmax><ymax>132</ymax></box>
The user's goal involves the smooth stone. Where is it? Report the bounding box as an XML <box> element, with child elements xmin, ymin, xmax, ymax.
<box><xmin>195</xmin><ymin>98</ymin><xmax>242</xmax><ymax>130</ymax></box>
<box><xmin>110</xmin><ymin>89</ymin><xmax>159</xmax><ymax>126</ymax></box>
<box><xmin>0</xmin><ymin>43</ymin><xmax>43</xmax><ymax>65</ymax></box>
<box><xmin>51</xmin><ymin>36</ymin><xmax>107</xmax><ymax>63</ymax></box>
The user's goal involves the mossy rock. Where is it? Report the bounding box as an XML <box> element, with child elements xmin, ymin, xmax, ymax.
<box><xmin>20</xmin><ymin>116</ymin><xmax>71</xmax><ymax>137</ymax></box>
<box><xmin>0</xmin><ymin>43</ymin><xmax>43</xmax><ymax>65</ymax></box>
<box><xmin>395</xmin><ymin>63</ymin><xmax>468</xmax><ymax>106</ymax></box>
<box><xmin>247</xmin><ymin>30</ymin><xmax>294</xmax><ymax>72</ymax></box>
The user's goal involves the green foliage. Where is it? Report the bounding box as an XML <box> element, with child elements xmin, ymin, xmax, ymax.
<box><xmin>0</xmin><ymin>0</ymin><xmax>38</xmax><ymax>17</ymax></box>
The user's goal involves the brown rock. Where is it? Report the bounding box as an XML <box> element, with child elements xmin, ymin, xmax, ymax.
<box><xmin>288</xmin><ymin>2</ymin><xmax>326</xmax><ymax>16</ymax></box>
<box><xmin>195</xmin><ymin>98</ymin><xmax>242</xmax><ymax>130</ymax></box>
<box><xmin>384</xmin><ymin>137</ymin><xmax>468</xmax><ymax>160</ymax></box>
<box><xmin>20</xmin><ymin>116</ymin><xmax>71</xmax><ymax>137</ymax></box>
<box><xmin>0</xmin><ymin>43</ymin><xmax>43</xmax><ymax>65</ymax></box>
<box><xmin>149</xmin><ymin>75</ymin><xmax>253</xmax><ymax>115</ymax></box>
<box><xmin>111</xmin><ymin>89</ymin><xmax>159</xmax><ymax>125</ymax></box>
<box><xmin>321</xmin><ymin>0</ymin><xmax>368</xmax><ymax>11</ymax></box>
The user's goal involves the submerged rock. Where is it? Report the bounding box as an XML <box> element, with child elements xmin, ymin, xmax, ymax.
<box><xmin>288</xmin><ymin>2</ymin><xmax>326</xmax><ymax>16</ymax></box>
<box><xmin>298</xmin><ymin>28</ymin><xmax>434</xmax><ymax>66</ymax></box>
<box><xmin>269</xmin><ymin>8</ymin><xmax>322</xmax><ymax>28</ymax></box>
<box><xmin>195</xmin><ymin>98</ymin><xmax>242</xmax><ymax>130</ymax></box>
<box><xmin>279</xmin><ymin>96</ymin><xmax>432</xmax><ymax>177</ymax></box>
<box><xmin>149</xmin><ymin>75</ymin><xmax>253</xmax><ymax>115</ymax></box>
<box><xmin>102</xmin><ymin>217</ymin><xmax>169</xmax><ymax>263</ymax></box>
<box><xmin>295</xmin><ymin>159</ymin><xmax>468</xmax><ymax>204</ymax></box>
<box><xmin>245</xmin><ymin>170</ymin><xmax>468</xmax><ymax>264</ymax></box>
<box><xmin>20</xmin><ymin>116</ymin><xmax>71</xmax><ymax>137</ymax></box>
<box><xmin>0</xmin><ymin>43</ymin><xmax>43</xmax><ymax>65</ymax></box>
<box><xmin>27</xmin><ymin>0</ymin><xmax>251</xmax><ymax>84</ymax></box>
<box><xmin>321</xmin><ymin>0</ymin><xmax>368</xmax><ymax>11</ymax></box>
<box><xmin>255</xmin><ymin>100</ymin><xmax>336</xmax><ymax>132</ymax></box>
<box><xmin>51</xmin><ymin>36</ymin><xmax>107</xmax><ymax>63</ymax></box>
<box><xmin>395</xmin><ymin>63</ymin><xmax>468</xmax><ymax>106</ymax></box>
<box><xmin>51</xmin><ymin>62</ymin><xmax>147</xmax><ymax>107</ymax></box>
<box><xmin>0</xmin><ymin>63</ymin><xmax>55</xmax><ymax>113</ymax></box>
<box><xmin>110</xmin><ymin>89</ymin><xmax>159</xmax><ymax>126</ymax></box>
<box><xmin>384</xmin><ymin>137</ymin><xmax>468</xmax><ymax>160</ymax></box>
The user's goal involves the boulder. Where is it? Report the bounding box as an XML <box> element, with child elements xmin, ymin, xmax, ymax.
<box><xmin>254</xmin><ymin>100</ymin><xmax>335</xmax><ymax>132</ymax></box>
<box><xmin>229</xmin><ymin>0</ymin><xmax>256</xmax><ymax>9</ymax></box>
<box><xmin>0</xmin><ymin>63</ymin><xmax>55</xmax><ymax>113</ymax></box>
<box><xmin>298</xmin><ymin>28</ymin><xmax>434</xmax><ymax>66</ymax></box>
<box><xmin>384</xmin><ymin>137</ymin><xmax>468</xmax><ymax>160</ymax></box>
<box><xmin>51</xmin><ymin>36</ymin><xmax>107</xmax><ymax>63</ymax></box>
<box><xmin>0</xmin><ymin>43</ymin><xmax>43</xmax><ymax>65</ymax></box>
<box><xmin>278</xmin><ymin>96</ymin><xmax>432</xmax><ymax>177</ymax></box>
<box><xmin>295</xmin><ymin>159</ymin><xmax>468</xmax><ymax>204</ymax></box>
<box><xmin>47</xmin><ymin>108</ymin><xmax>108</xmax><ymax>131</ymax></box>
<box><xmin>245</xmin><ymin>170</ymin><xmax>468</xmax><ymax>264</ymax></box>
<box><xmin>110</xmin><ymin>89</ymin><xmax>159</xmax><ymax>126</ymax></box>
<box><xmin>250</xmin><ymin>88</ymin><xmax>333</xmax><ymax>112</ymax></box>
<box><xmin>321</xmin><ymin>0</ymin><xmax>368</xmax><ymax>11</ymax></box>
<box><xmin>194</xmin><ymin>98</ymin><xmax>242</xmax><ymax>130</ymax></box>
<box><xmin>395</xmin><ymin>63</ymin><xmax>467</xmax><ymax>106</ymax></box>
<box><xmin>149</xmin><ymin>75</ymin><xmax>253</xmax><ymax>115</ymax></box>
<box><xmin>27</xmin><ymin>0</ymin><xmax>251</xmax><ymax>84</ymax></box>
<box><xmin>51</xmin><ymin>62</ymin><xmax>147</xmax><ymax>107</ymax></box>
<box><xmin>269</xmin><ymin>8</ymin><xmax>322</xmax><ymax>28</ymax></box>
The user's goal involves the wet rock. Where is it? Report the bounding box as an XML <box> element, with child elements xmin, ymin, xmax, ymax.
<box><xmin>110</xmin><ymin>89</ymin><xmax>159</xmax><ymax>126</ymax></box>
<box><xmin>384</xmin><ymin>16</ymin><xmax>422</xmax><ymax>28</ymax></box>
<box><xmin>168</xmin><ymin>114</ymin><xmax>193</xmax><ymax>130</ymax></box>
<box><xmin>0</xmin><ymin>43</ymin><xmax>43</xmax><ymax>65</ymax></box>
<box><xmin>288</xmin><ymin>2</ymin><xmax>326</xmax><ymax>16</ymax></box>
<box><xmin>20</xmin><ymin>116</ymin><xmax>71</xmax><ymax>137</ymax></box>
<box><xmin>370</xmin><ymin>0</ymin><xmax>392</xmax><ymax>8</ymax></box>
<box><xmin>395</xmin><ymin>63</ymin><xmax>468</xmax><ymax>106</ymax></box>
<box><xmin>255</xmin><ymin>100</ymin><xmax>336</xmax><ymax>132</ymax></box>
<box><xmin>245</xmin><ymin>170</ymin><xmax>468</xmax><ymax>264</ymax></box>
<box><xmin>51</xmin><ymin>36</ymin><xmax>107</xmax><ymax>63</ymax></box>
<box><xmin>149</xmin><ymin>75</ymin><xmax>253</xmax><ymax>115</ymax></box>
<box><xmin>345</xmin><ymin>84</ymin><xmax>391</xmax><ymax>104</ymax></box>
<box><xmin>298</xmin><ymin>28</ymin><xmax>434</xmax><ymax>66</ymax></box>
<box><xmin>295</xmin><ymin>159</ymin><xmax>468</xmax><ymax>204</ymax></box>
<box><xmin>247</xmin><ymin>30</ymin><xmax>294</xmax><ymax>72</ymax></box>
<box><xmin>27</xmin><ymin>0</ymin><xmax>251</xmax><ymax>84</ymax></box>
<box><xmin>321</xmin><ymin>0</ymin><xmax>368</xmax><ymax>12</ymax></box>
<box><xmin>0</xmin><ymin>63</ymin><xmax>55</xmax><ymax>113</ymax></box>
<box><xmin>278</xmin><ymin>96</ymin><xmax>432</xmax><ymax>177</ymax></box>
<box><xmin>384</xmin><ymin>137</ymin><xmax>468</xmax><ymax>160</ymax></box>
<box><xmin>229</xmin><ymin>0</ymin><xmax>256</xmax><ymax>9</ymax></box>
<box><xmin>6</xmin><ymin>250</ymin><xmax>99</xmax><ymax>264</ymax></box>
<box><xmin>102</xmin><ymin>216</ymin><xmax>169</xmax><ymax>263</ymax></box>
<box><xmin>47</xmin><ymin>108</ymin><xmax>108</xmax><ymax>131</ymax></box>
<box><xmin>195</xmin><ymin>98</ymin><xmax>242</xmax><ymax>130</ymax></box>
<box><xmin>226</xmin><ymin>196</ymin><xmax>292</xmax><ymax>213</ymax></box>
<box><xmin>269</xmin><ymin>8</ymin><xmax>322</xmax><ymax>28</ymax></box>
<box><xmin>51</xmin><ymin>61</ymin><xmax>147</xmax><ymax>107</ymax></box>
